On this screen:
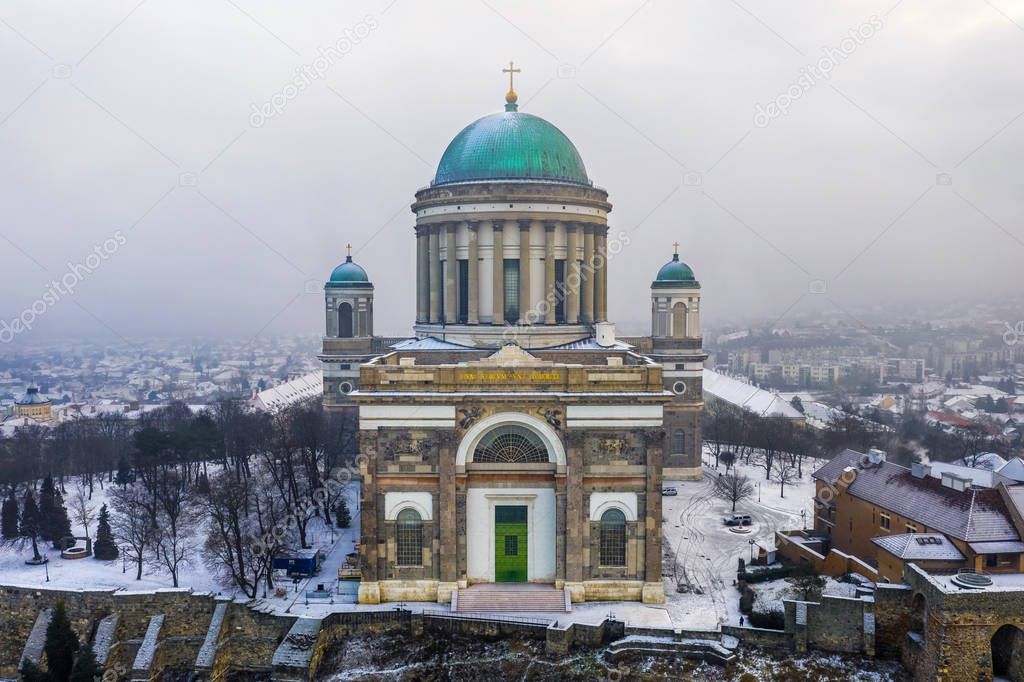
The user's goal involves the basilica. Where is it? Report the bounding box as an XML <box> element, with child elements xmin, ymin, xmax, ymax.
<box><xmin>320</xmin><ymin>72</ymin><xmax>705</xmax><ymax>606</ymax></box>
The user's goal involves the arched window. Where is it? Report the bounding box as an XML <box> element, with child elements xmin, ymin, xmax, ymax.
<box><xmin>338</xmin><ymin>302</ymin><xmax>354</xmax><ymax>338</ymax></box>
<box><xmin>672</xmin><ymin>429</ymin><xmax>686</xmax><ymax>455</ymax></box>
<box><xmin>473</xmin><ymin>425</ymin><xmax>549</xmax><ymax>464</ymax></box>
<box><xmin>396</xmin><ymin>508</ymin><xmax>422</xmax><ymax>566</ymax></box>
<box><xmin>672</xmin><ymin>302</ymin><xmax>687</xmax><ymax>339</ymax></box>
<box><xmin>599</xmin><ymin>508</ymin><xmax>627</xmax><ymax>566</ymax></box>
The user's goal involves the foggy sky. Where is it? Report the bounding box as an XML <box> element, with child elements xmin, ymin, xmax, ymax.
<box><xmin>1</xmin><ymin>0</ymin><xmax>1022</xmax><ymax>344</ymax></box>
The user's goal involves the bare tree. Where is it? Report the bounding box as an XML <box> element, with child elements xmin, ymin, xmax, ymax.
<box><xmin>713</xmin><ymin>471</ymin><xmax>755</xmax><ymax>512</ymax></box>
<box><xmin>772</xmin><ymin>459</ymin><xmax>801</xmax><ymax>499</ymax></box>
<box><xmin>69</xmin><ymin>482</ymin><xmax>96</xmax><ymax>540</ymax></box>
<box><xmin>111</xmin><ymin>484</ymin><xmax>153</xmax><ymax>580</ymax></box>
<box><xmin>198</xmin><ymin>470</ymin><xmax>271</xmax><ymax>599</ymax></box>
<box><xmin>151</xmin><ymin>469</ymin><xmax>194</xmax><ymax>587</ymax></box>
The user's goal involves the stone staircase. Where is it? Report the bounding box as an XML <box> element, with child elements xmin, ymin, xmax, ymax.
<box><xmin>454</xmin><ymin>584</ymin><xmax>570</xmax><ymax>613</ymax></box>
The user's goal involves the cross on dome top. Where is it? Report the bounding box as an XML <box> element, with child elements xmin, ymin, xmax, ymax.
<box><xmin>503</xmin><ymin>61</ymin><xmax>521</xmax><ymax>111</ymax></box>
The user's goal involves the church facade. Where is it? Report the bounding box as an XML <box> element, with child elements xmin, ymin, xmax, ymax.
<box><xmin>320</xmin><ymin>77</ymin><xmax>705</xmax><ymax>605</ymax></box>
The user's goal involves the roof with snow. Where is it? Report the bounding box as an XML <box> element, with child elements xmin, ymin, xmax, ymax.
<box><xmin>702</xmin><ymin>369</ymin><xmax>803</xmax><ymax>419</ymax></box>
<box><xmin>997</xmin><ymin>457</ymin><xmax>1024</xmax><ymax>483</ymax></box>
<box><xmin>872</xmin><ymin>534</ymin><xmax>965</xmax><ymax>562</ymax></box>
<box><xmin>252</xmin><ymin>371</ymin><xmax>323</xmax><ymax>412</ymax></box>
<box><xmin>814</xmin><ymin>449</ymin><xmax>1020</xmax><ymax>543</ymax></box>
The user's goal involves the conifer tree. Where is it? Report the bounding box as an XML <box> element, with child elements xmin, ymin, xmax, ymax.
<box><xmin>335</xmin><ymin>498</ymin><xmax>352</xmax><ymax>529</ymax></box>
<box><xmin>114</xmin><ymin>457</ymin><xmax>132</xmax><ymax>488</ymax></box>
<box><xmin>2</xmin><ymin>489</ymin><xmax>19</xmax><ymax>539</ymax></box>
<box><xmin>20</xmin><ymin>490</ymin><xmax>42</xmax><ymax>561</ymax></box>
<box><xmin>92</xmin><ymin>504</ymin><xmax>119</xmax><ymax>561</ymax></box>
<box><xmin>39</xmin><ymin>476</ymin><xmax>74</xmax><ymax>549</ymax></box>
<box><xmin>69</xmin><ymin>642</ymin><xmax>101</xmax><ymax>682</ymax></box>
<box><xmin>44</xmin><ymin>601</ymin><xmax>79</xmax><ymax>682</ymax></box>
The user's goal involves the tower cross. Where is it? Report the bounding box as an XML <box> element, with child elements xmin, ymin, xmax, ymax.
<box><xmin>673</xmin><ymin>241</ymin><xmax>680</xmax><ymax>255</ymax></box>
<box><xmin>502</xmin><ymin>60</ymin><xmax>521</xmax><ymax>92</ymax></box>
<box><xmin>346</xmin><ymin>243</ymin><xmax>352</xmax><ymax>258</ymax></box>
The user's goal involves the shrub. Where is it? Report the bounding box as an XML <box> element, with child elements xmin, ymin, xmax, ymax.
<box><xmin>748</xmin><ymin>609</ymin><xmax>785</xmax><ymax>630</ymax></box>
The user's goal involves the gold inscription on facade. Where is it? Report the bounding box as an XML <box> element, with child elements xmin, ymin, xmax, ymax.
<box><xmin>459</xmin><ymin>371</ymin><xmax>561</xmax><ymax>382</ymax></box>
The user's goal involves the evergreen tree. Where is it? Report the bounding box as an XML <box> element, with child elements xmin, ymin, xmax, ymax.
<box><xmin>2</xmin><ymin>489</ymin><xmax>19</xmax><ymax>539</ymax></box>
<box><xmin>69</xmin><ymin>643</ymin><xmax>101</xmax><ymax>682</ymax></box>
<box><xmin>39</xmin><ymin>476</ymin><xmax>73</xmax><ymax>549</ymax></box>
<box><xmin>20</xmin><ymin>658</ymin><xmax>46</xmax><ymax>682</ymax></box>
<box><xmin>335</xmin><ymin>498</ymin><xmax>352</xmax><ymax>529</ymax></box>
<box><xmin>20</xmin><ymin>490</ymin><xmax>42</xmax><ymax>561</ymax></box>
<box><xmin>92</xmin><ymin>504</ymin><xmax>118</xmax><ymax>561</ymax></box>
<box><xmin>114</xmin><ymin>457</ymin><xmax>132</xmax><ymax>487</ymax></box>
<box><xmin>44</xmin><ymin>601</ymin><xmax>79</xmax><ymax>682</ymax></box>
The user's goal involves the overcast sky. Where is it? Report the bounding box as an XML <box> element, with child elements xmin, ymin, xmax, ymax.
<box><xmin>1</xmin><ymin>0</ymin><xmax>1022</xmax><ymax>344</ymax></box>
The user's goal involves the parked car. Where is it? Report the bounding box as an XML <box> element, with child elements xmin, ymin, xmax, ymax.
<box><xmin>662</xmin><ymin>487</ymin><xmax>678</xmax><ymax>496</ymax></box>
<box><xmin>724</xmin><ymin>513</ymin><xmax>752</xmax><ymax>526</ymax></box>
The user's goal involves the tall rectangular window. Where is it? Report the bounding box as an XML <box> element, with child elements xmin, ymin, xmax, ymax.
<box><xmin>457</xmin><ymin>260</ymin><xmax>468</xmax><ymax>323</ymax></box>
<box><xmin>554</xmin><ymin>259</ymin><xmax>566</xmax><ymax>323</ymax></box>
<box><xmin>503</xmin><ymin>259</ymin><xmax>520</xmax><ymax>324</ymax></box>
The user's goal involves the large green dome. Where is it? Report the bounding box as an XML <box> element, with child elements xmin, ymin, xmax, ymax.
<box><xmin>433</xmin><ymin>111</ymin><xmax>590</xmax><ymax>186</ymax></box>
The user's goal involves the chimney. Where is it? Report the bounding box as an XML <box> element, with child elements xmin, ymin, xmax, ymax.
<box><xmin>595</xmin><ymin>322</ymin><xmax>616</xmax><ymax>347</ymax></box>
<box><xmin>911</xmin><ymin>462</ymin><xmax>932</xmax><ymax>479</ymax></box>
<box><xmin>867</xmin><ymin>448</ymin><xmax>887</xmax><ymax>464</ymax></box>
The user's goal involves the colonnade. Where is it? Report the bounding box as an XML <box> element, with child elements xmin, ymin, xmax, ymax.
<box><xmin>414</xmin><ymin>220</ymin><xmax>608</xmax><ymax>326</ymax></box>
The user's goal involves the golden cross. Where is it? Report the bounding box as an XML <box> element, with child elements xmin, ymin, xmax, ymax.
<box><xmin>346</xmin><ymin>243</ymin><xmax>352</xmax><ymax>258</ymax></box>
<box><xmin>673</xmin><ymin>241</ymin><xmax>680</xmax><ymax>255</ymax></box>
<box><xmin>502</xmin><ymin>61</ymin><xmax>521</xmax><ymax>92</ymax></box>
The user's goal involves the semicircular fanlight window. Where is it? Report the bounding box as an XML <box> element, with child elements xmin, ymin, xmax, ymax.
<box><xmin>473</xmin><ymin>425</ymin><xmax>549</xmax><ymax>464</ymax></box>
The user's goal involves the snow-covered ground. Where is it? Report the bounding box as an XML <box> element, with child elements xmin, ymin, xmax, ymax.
<box><xmin>2</xmin><ymin>447</ymin><xmax>824</xmax><ymax>629</ymax></box>
<box><xmin>0</xmin><ymin>476</ymin><xmax>361</xmax><ymax>617</ymax></box>
<box><xmin>661</xmin><ymin>447</ymin><xmax>822</xmax><ymax>629</ymax></box>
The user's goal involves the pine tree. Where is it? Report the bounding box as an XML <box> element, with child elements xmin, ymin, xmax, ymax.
<box><xmin>92</xmin><ymin>504</ymin><xmax>118</xmax><ymax>561</ymax></box>
<box><xmin>69</xmin><ymin>642</ymin><xmax>101</xmax><ymax>682</ymax></box>
<box><xmin>335</xmin><ymin>498</ymin><xmax>352</xmax><ymax>529</ymax></box>
<box><xmin>39</xmin><ymin>476</ymin><xmax>73</xmax><ymax>550</ymax></box>
<box><xmin>20</xmin><ymin>490</ymin><xmax>42</xmax><ymax>561</ymax></box>
<box><xmin>114</xmin><ymin>457</ymin><xmax>132</xmax><ymax>487</ymax></box>
<box><xmin>2</xmin><ymin>489</ymin><xmax>19</xmax><ymax>539</ymax></box>
<box><xmin>44</xmin><ymin>601</ymin><xmax>79</xmax><ymax>682</ymax></box>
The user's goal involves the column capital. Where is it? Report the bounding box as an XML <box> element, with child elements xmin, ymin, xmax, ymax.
<box><xmin>543</xmin><ymin>220</ymin><xmax>558</xmax><ymax>231</ymax></box>
<box><xmin>466</xmin><ymin>220</ymin><xmax>480</xmax><ymax>231</ymax></box>
<box><xmin>518</xmin><ymin>219</ymin><xmax>532</xmax><ymax>231</ymax></box>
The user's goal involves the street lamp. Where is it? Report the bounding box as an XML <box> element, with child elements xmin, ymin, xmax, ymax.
<box><xmin>122</xmin><ymin>546</ymin><xmax>127</xmax><ymax>573</ymax></box>
<box><xmin>801</xmin><ymin>508</ymin><xmax>807</xmax><ymax>531</ymax></box>
<box><xmin>44</xmin><ymin>558</ymin><xmax>49</xmax><ymax>583</ymax></box>
<box><xmin>757</xmin><ymin>482</ymin><xmax>761</xmax><ymax>502</ymax></box>
<box><xmin>748</xmin><ymin>539</ymin><xmax>755</xmax><ymax>562</ymax></box>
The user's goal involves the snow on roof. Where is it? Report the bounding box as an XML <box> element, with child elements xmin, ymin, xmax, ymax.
<box><xmin>702</xmin><ymin>369</ymin><xmax>803</xmax><ymax>419</ymax></box>
<box><xmin>927</xmin><ymin>462</ymin><xmax>995</xmax><ymax>488</ymax></box>
<box><xmin>252</xmin><ymin>371</ymin><xmax>323</xmax><ymax>412</ymax></box>
<box><xmin>872</xmin><ymin>534</ymin><xmax>965</xmax><ymax>562</ymax></box>
<box><xmin>997</xmin><ymin>457</ymin><xmax>1024</xmax><ymax>482</ymax></box>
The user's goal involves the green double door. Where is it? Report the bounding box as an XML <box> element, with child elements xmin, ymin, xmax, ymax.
<box><xmin>494</xmin><ymin>505</ymin><xmax>528</xmax><ymax>582</ymax></box>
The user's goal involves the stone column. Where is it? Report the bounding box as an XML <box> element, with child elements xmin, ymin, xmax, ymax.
<box><xmin>566</xmin><ymin>222</ymin><xmax>580</xmax><ymax>324</ymax></box>
<box><xmin>564</xmin><ymin>432</ymin><xmax>585</xmax><ymax>602</ymax></box>
<box><xmin>582</xmin><ymin>225</ymin><xmax>595</xmax><ymax>324</ymax></box>
<box><xmin>492</xmin><ymin>220</ymin><xmax>505</xmax><ymax>325</ymax></box>
<box><xmin>428</xmin><ymin>226</ymin><xmax>441</xmax><ymax>323</ymax></box>
<box><xmin>643</xmin><ymin>430</ymin><xmax>665</xmax><ymax>604</ymax></box>
<box><xmin>438</xmin><ymin>431</ymin><xmax>457</xmax><ymax>599</ymax></box>
<box><xmin>467</xmin><ymin>221</ymin><xmax>479</xmax><ymax>324</ymax></box>
<box><xmin>595</xmin><ymin>227</ymin><xmax>608</xmax><ymax>322</ymax></box>
<box><xmin>357</xmin><ymin>430</ymin><xmax>380</xmax><ymax>604</ymax></box>
<box><xmin>544</xmin><ymin>221</ymin><xmax>557</xmax><ymax>324</ymax></box>
<box><xmin>444</xmin><ymin>223</ymin><xmax>458</xmax><ymax>324</ymax></box>
<box><xmin>416</xmin><ymin>227</ymin><xmax>429</xmax><ymax>323</ymax></box>
<box><xmin>518</xmin><ymin>220</ymin><xmax>531</xmax><ymax>324</ymax></box>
